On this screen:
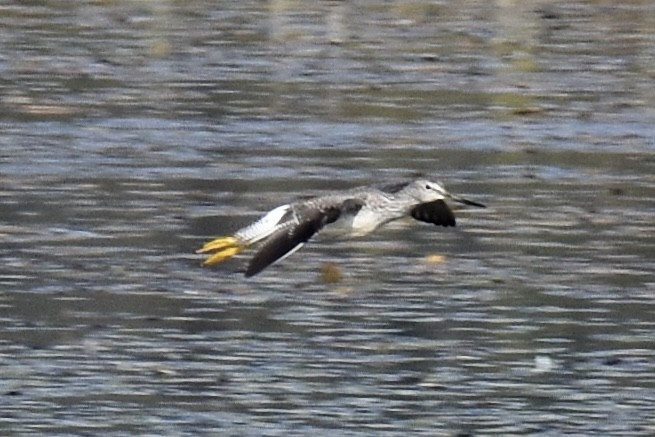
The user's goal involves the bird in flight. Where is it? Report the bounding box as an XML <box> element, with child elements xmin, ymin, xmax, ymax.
<box><xmin>197</xmin><ymin>179</ymin><xmax>485</xmax><ymax>277</ymax></box>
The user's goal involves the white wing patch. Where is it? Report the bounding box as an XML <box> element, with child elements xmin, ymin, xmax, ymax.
<box><xmin>235</xmin><ymin>204</ymin><xmax>292</xmax><ymax>244</ymax></box>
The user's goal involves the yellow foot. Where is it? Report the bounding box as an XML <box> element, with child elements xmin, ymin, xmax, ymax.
<box><xmin>196</xmin><ymin>236</ymin><xmax>245</xmax><ymax>266</ymax></box>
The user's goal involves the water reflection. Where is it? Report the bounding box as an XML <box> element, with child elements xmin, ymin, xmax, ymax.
<box><xmin>1</xmin><ymin>1</ymin><xmax>654</xmax><ymax>435</ymax></box>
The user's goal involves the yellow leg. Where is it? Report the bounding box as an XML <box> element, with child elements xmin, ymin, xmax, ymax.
<box><xmin>196</xmin><ymin>236</ymin><xmax>245</xmax><ymax>266</ymax></box>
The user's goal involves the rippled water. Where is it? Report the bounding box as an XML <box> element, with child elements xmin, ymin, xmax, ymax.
<box><xmin>1</xmin><ymin>1</ymin><xmax>654</xmax><ymax>435</ymax></box>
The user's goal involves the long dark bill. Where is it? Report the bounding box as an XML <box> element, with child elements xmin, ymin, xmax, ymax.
<box><xmin>451</xmin><ymin>195</ymin><xmax>486</xmax><ymax>208</ymax></box>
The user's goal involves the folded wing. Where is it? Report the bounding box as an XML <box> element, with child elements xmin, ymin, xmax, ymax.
<box><xmin>246</xmin><ymin>201</ymin><xmax>355</xmax><ymax>277</ymax></box>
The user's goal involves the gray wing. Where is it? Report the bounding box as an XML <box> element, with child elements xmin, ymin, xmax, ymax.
<box><xmin>245</xmin><ymin>199</ymin><xmax>363</xmax><ymax>277</ymax></box>
<box><xmin>410</xmin><ymin>199</ymin><xmax>456</xmax><ymax>227</ymax></box>
<box><xmin>377</xmin><ymin>180</ymin><xmax>411</xmax><ymax>194</ymax></box>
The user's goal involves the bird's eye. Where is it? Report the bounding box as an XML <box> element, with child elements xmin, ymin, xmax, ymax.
<box><xmin>425</xmin><ymin>184</ymin><xmax>431</xmax><ymax>190</ymax></box>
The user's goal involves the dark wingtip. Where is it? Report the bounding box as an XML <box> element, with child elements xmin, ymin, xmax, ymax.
<box><xmin>244</xmin><ymin>265</ymin><xmax>260</xmax><ymax>278</ymax></box>
<box><xmin>410</xmin><ymin>200</ymin><xmax>456</xmax><ymax>227</ymax></box>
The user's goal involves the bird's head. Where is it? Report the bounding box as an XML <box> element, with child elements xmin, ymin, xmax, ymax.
<box><xmin>409</xmin><ymin>179</ymin><xmax>449</xmax><ymax>202</ymax></box>
<box><xmin>410</xmin><ymin>179</ymin><xmax>486</xmax><ymax>207</ymax></box>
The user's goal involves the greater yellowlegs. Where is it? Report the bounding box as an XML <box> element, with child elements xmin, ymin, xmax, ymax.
<box><xmin>198</xmin><ymin>178</ymin><xmax>485</xmax><ymax>277</ymax></box>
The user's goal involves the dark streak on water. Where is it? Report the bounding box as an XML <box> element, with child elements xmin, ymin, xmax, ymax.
<box><xmin>1</xmin><ymin>1</ymin><xmax>655</xmax><ymax>435</ymax></box>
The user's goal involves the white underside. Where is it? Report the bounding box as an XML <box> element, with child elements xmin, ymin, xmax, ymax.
<box><xmin>323</xmin><ymin>208</ymin><xmax>384</xmax><ymax>238</ymax></box>
<box><xmin>349</xmin><ymin>208</ymin><xmax>387</xmax><ymax>236</ymax></box>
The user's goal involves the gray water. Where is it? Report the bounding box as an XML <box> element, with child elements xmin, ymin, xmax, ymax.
<box><xmin>1</xmin><ymin>1</ymin><xmax>654</xmax><ymax>435</ymax></box>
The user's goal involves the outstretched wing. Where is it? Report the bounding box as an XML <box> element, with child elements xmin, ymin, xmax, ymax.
<box><xmin>245</xmin><ymin>200</ymin><xmax>356</xmax><ymax>277</ymax></box>
<box><xmin>410</xmin><ymin>199</ymin><xmax>456</xmax><ymax>227</ymax></box>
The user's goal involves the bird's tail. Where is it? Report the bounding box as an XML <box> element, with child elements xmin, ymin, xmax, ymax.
<box><xmin>196</xmin><ymin>236</ymin><xmax>246</xmax><ymax>266</ymax></box>
<box><xmin>197</xmin><ymin>204</ymin><xmax>292</xmax><ymax>267</ymax></box>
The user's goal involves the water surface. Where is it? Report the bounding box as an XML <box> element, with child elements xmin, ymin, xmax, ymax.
<box><xmin>1</xmin><ymin>1</ymin><xmax>654</xmax><ymax>435</ymax></box>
